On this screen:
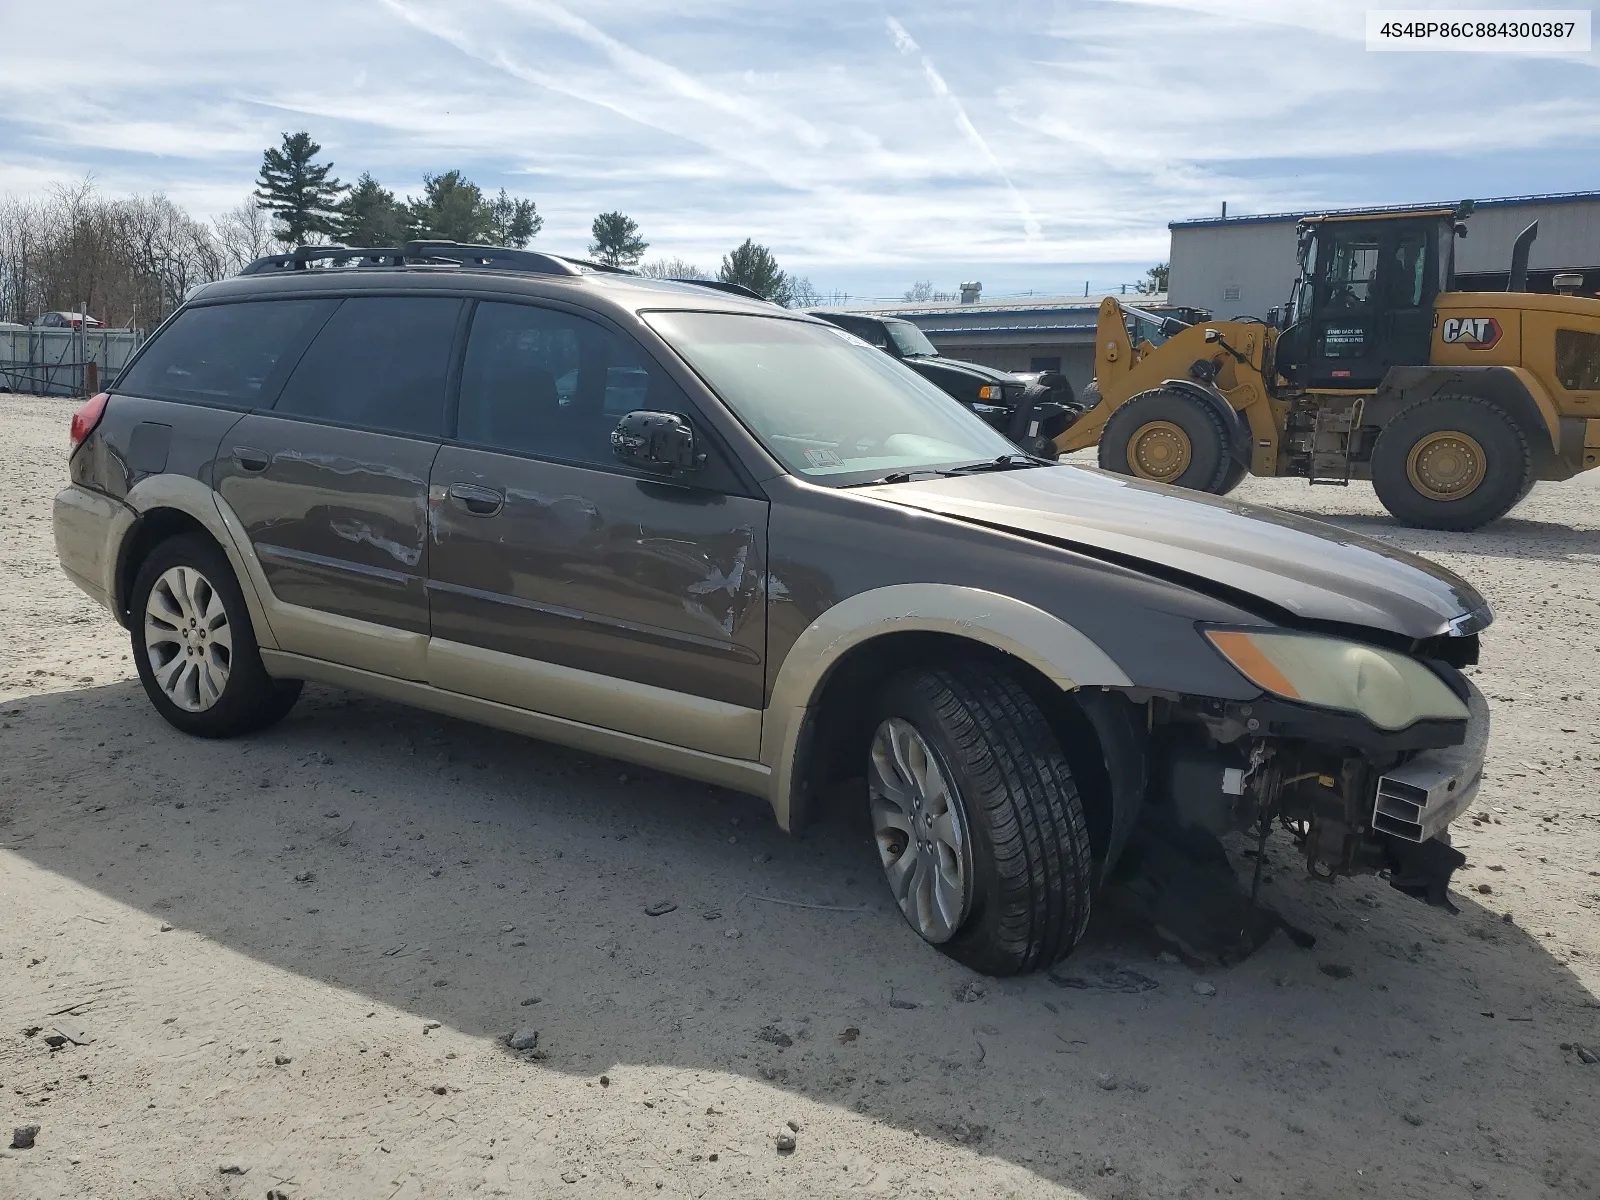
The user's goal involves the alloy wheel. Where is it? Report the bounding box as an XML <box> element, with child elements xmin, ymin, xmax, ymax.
<box><xmin>143</xmin><ymin>565</ymin><xmax>233</xmax><ymax>712</ymax></box>
<box><xmin>868</xmin><ymin>717</ymin><xmax>972</xmax><ymax>943</ymax></box>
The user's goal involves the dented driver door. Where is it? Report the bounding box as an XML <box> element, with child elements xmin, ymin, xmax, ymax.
<box><xmin>425</xmin><ymin>449</ymin><xmax>768</xmax><ymax>759</ymax></box>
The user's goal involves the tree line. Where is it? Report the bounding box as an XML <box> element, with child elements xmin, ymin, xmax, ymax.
<box><xmin>252</xmin><ymin>132</ymin><xmax>823</xmax><ymax>306</ymax></box>
<box><xmin>0</xmin><ymin>128</ymin><xmax>846</xmax><ymax>329</ymax></box>
<box><xmin>0</xmin><ymin>180</ymin><xmax>275</xmax><ymax>328</ymax></box>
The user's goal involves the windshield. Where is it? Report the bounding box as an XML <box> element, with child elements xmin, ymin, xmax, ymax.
<box><xmin>885</xmin><ymin>319</ymin><xmax>939</xmax><ymax>357</ymax></box>
<box><xmin>647</xmin><ymin>311</ymin><xmax>1017</xmax><ymax>486</ymax></box>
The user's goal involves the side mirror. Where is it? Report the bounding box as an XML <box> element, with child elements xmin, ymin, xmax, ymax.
<box><xmin>611</xmin><ymin>410</ymin><xmax>704</xmax><ymax>474</ymax></box>
<box><xmin>1265</xmin><ymin>305</ymin><xmax>1281</xmax><ymax>328</ymax></box>
<box><xmin>1203</xmin><ymin>328</ymin><xmax>1221</xmax><ymax>343</ymax></box>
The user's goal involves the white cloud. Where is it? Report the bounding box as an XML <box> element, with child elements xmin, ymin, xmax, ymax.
<box><xmin>0</xmin><ymin>0</ymin><xmax>1595</xmax><ymax>294</ymax></box>
<box><xmin>884</xmin><ymin>15</ymin><xmax>1042</xmax><ymax>240</ymax></box>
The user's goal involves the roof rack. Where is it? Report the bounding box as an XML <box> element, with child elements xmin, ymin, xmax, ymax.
<box><xmin>238</xmin><ymin>240</ymin><xmax>588</xmax><ymax>278</ymax></box>
<box><xmin>668</xmin><ymin>278</ymin><xmax>767</xmax><ymax>301</ymax></box>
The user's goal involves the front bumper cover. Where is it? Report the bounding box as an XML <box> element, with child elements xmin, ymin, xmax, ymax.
<box><xmin>1372</xmin><ymin>679</ymin><xmax>1489</xmax><ymax>844</ymax></box>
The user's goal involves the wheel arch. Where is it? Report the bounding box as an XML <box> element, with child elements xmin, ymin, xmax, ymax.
<box><xmin>1369</xmin><ymin>366</ymin><xmax>1560</xmax><ymax>468</ymax></box>
<box><xmin>1145</xmin><ymin>379</ymin><xmax>1251</xmax><ymax>466</ymax></box>
<box><xmin>762</xmin><ymin>584</ymin><xmax>1133</xmax><ymax>838</ymax></box>
<box><xmin>115</xmin><ymin>507</ymin><xmax>213</xmax><ymax>622</ymax></box>
<box><xmin>116</xmin><ymin>475</ymin><xmax>278</xmax><ymax>649</ymax></box>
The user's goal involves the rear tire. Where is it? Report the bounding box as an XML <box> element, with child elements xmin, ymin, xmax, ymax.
<box><xmin>1098</xmin><ymin>389</ymin><xmax>1236</xmax><ymax>493</ymax></box>
<box><xmin>1370</xmin><ymin>394</ymin><xmax>1532</xmax><ymax>530</ymax></box>
<box><xmin>129</xmin><ymin>534</ymin><xmax>302</xmax><ymax>737</ymax></box>
<box><xmin>867</xmin><ymin>665</ymin><xmax>1094</xmax><ymax>976</ymax></box>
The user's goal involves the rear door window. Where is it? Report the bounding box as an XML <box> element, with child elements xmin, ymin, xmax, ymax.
<box><xmin>273</xmin><ymin>296</ymin><xmax>462</xmax><ymax>438</ymax></box>
<box><xmin>114</xmin><ymin>299</ymin><xmax>336</xmax><ymax>406</ymax></box>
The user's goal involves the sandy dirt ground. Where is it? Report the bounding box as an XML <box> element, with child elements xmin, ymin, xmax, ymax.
<box><xmin>1</xmin><ymin>391</ymin><xmax>1597</xmax><ymax>1200</ymax></box>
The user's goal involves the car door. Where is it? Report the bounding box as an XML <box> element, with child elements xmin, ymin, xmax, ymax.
<box><xmin>214</xmin><ymin>294</ymin><xmax>465</xmax><ymax>678</ymax></box>
<box><xmin>426</xmin><ymin>299</ymin><xmax>767</xmax><ymax>759</ymax></box>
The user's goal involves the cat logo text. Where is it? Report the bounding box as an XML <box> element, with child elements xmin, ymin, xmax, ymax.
<box><xmin>1440</xmin><ymin>316</ymin><xmax>1503</xmax><ymax>349</ymax></box>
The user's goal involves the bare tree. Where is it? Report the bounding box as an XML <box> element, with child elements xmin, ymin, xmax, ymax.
<box><xmin>0</xmin><ymin>193</ymin><xmax>44</xmax><ymax>323</ymax></box>
<box><xmin>0</xmin><ymin>178</ymin><xmax>239</xmax><ymax>330</ymax></box>
<box><xmin>787</xmin><ymin>276</ymin><xmax>821</xmax><ymax>309</ymax></box>
<box><xmin>903</xmin><ymin>279</ymin><xmax>955</xmax><ymax>302</ymax></box>
<box><xmin>638</xmin><ymin>257</ymin><xmax>709</xmax><ymax>280</ymax></box>
<box><xmin>214</xmin><ymin>198</ymin><xmax>276</xmax><ymax>274</ymax></box>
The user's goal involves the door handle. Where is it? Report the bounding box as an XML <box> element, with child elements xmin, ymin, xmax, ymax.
<box><xmin>448</xmin><ymin>482</ymin><xmax>504</xmax><ymax>517</ymax></box>
<box><xmin>232</xmin><ymin>447</ymin><xmax>269</xmax><ymax>473</ymax></box>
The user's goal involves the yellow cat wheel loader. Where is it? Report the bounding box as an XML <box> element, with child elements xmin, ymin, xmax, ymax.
<box><xmin>1056</xmin><ymin>203</ymin><xmax>1600</xmax><ymax>529</ymax></box>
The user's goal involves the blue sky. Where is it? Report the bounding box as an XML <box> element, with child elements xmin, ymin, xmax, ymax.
<box><xmin>3</xmin><ymin>0</ymin><xmax>1597</xmax><ymax>299</ymax></box>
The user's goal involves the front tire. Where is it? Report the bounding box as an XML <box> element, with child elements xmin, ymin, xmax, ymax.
<box><xmin>1370</xmin><ymin>394</ymin><xmax>1532</xmax><ymax>530</ymax></box>
<box><xmin>867</xmin><ymin>666</ymin><xmax>1094</xmax><ymax>976</ymax></box>
<box><xmin>1217</xmin><ymin>456</ymin><xmax>1250</xmax><ymax>495</ymax></box>
<box><xmin>130</xmin><ymin>534</ymin><xmax>301</xmax><ymax>737</ymax></box>
<box><xmin>1098</xmin><ymin>389</ymin><xmax>1236</xmax><ymax>493</ymax></box>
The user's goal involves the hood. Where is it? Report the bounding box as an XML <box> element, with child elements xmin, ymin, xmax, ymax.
<box><xmin>857</xmin><ymin>466</ymin><xmax>1489</xmax><ymax>642</ymax></box>
<box><xmin>905</xmin><ymin>356</ymin><xmax>1019</xmax><ymax>385</ymax></box>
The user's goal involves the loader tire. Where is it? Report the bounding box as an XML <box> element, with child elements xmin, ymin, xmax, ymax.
<box><xmin>1370</xmin><ymin>393</ymin><xmax>1533</xmax><ymax>531</ymax></box>
<box><xmin>1218</xmin><ymin>457</ymin><xmax>1250</xmax><ymax>495</ymax></box>
<box><xmin>1098</xmin><ymin>389</ymin><xmax>1236</xmax><ymax>493</ymax></box>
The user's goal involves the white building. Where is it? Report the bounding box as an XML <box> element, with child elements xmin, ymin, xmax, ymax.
<box><xmin>1169</xmin><ymin>190</ymin><xmax>1600</xmax><ymax>319</ymax></box>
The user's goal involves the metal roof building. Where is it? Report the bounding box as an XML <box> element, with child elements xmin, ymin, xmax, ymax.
<box><xmin>817</xmin><ymin>292</ymin><xmax>1184</xmax><ymax>394</ymax></box>
<box><xmin>1169</xmin><ymin>190</ymin><xmax>1600</xmax><ymax>320</ymax></box>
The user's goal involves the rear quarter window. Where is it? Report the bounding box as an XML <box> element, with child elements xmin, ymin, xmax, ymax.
<box><xmin>114</xmin><ymin>299</ymin><xmax>336</xmax><ymax>406</ymax></box>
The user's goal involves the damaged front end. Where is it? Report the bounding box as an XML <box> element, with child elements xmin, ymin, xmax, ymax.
<box><xmin>1154</xmin><ymin>675</ymin><xmax>1488</xmax><ymax>910</ymax></box>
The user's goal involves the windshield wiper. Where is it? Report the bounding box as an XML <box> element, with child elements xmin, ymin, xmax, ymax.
<box><xmin>843</xmin><ymin>469</ymin><xmax>944</xmax><ymax>487</ymax></box>
<box><xmin>942</xmin><ymin>454</ymin><xmax>1050</xmax><ymax>475</ymax></box>
<box><xmin>843</xmin><ymin>455</ymin><xmax>1048</xmax><ymax>488</ymax></box>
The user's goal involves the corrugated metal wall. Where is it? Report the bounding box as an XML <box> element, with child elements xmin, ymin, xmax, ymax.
<box><xmin>0</xmin><ymin>327</ymin><xmax>144</xmax><ymax>396</ymax></box>
<box><xmin>1168</xmin><ymin>220</ymin><xmax>1301</xmax><ymax>318</ymax></box>
<box><xmin>1169</xmin><ymin>196</ymin><xmax>1600</xmax><ymax>319</ymax></box>
<box><xmin>1453</xmin><ymin>202</ymin><xmax>1600</xmax><ymax>272</ymax></box>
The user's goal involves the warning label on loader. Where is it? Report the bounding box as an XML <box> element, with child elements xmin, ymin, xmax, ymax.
<box><xmin>1441</xmin><ymin>316</ymin><xmax>1503</xmax><ymax>348</ymax></box>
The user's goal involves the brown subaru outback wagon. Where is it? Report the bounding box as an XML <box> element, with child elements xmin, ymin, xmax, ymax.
<box><xmin>54</xmin><ymin>242</ymin><xmax>1491</xmax><ymax>975</ymax></box>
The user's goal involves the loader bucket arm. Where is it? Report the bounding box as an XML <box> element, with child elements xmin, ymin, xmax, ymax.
<box><xmin>1056</xmin><ymin>298</ymin><xmax>1143</xmax><ymax>453</ymax></box>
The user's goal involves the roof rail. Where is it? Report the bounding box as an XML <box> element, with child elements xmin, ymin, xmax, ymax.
<box><xmin>669</xmin><ymin>278</ymin><xmax>768</xmax><ymax>302</ymax></box>
<box><xmin>561</xmin><ymin>257</ymin><xmax>635</xmax><ymax>275</ymax></box>
<box><xmin>238</xmin><ymin>241</ymin><xmax>586</xmax><ymax>278</ymax></box>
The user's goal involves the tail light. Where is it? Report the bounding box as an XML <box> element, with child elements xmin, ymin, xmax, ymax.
<box><xmin>69</xmin><ymin>392</ymin><xmax>109</xmax><ymax>450</ymax></box>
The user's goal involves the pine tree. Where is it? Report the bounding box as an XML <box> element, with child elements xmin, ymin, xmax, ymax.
<box><xmin>486</xmin><ymin>189</ymin><xmax>541</xmax><ymax>248</ymax></box>
<box><xmin>1136</xmin><ymin>262</ymin><xmax>1170</xmax><ymax>295</ymax></box>
<box><xmin>254</xmin><ymin>132</ymin><xmax>346</xmax><ymax>246</ymax></box>
<box><xmin>336</xmin><ymin>173</ymin><xmax>411</xmax><ymax>247</ymax></box>
<box><xmin>718</xmin><ymin>238</ymin><xmax>790</xmax><ymax>304</ymax></box>
<box><xmin>407</xmin><ymin>171</ymin><xmax>487</xmax><ymax>243</ymax></box>
<box><xmin>588</xmin><ymin>211</ymin><xmax>648</xmax><ymax>268</ymax></box>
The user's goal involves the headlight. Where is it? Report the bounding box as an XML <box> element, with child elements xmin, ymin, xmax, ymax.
<box><xmin>977</xmin><ymin>384</ymin><xmax>1004</xmax><ymax>401</ymax></box>
<box><xmin>1205</xmin><ymin>629</ymin><xmax>1469</xmax><ymax>731</ymax></box>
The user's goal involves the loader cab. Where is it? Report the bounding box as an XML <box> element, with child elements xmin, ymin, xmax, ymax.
<box><xmin>1276</xmin><ymin>209</ymin><xmax>1459</xmax><ymax>390</ymax></box>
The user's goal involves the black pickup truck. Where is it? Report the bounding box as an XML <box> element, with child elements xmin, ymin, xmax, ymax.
<box><xmin>809</xmin><ymin>311</ymin><xmax>1079</xmax><ymax>458</ymax></box>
